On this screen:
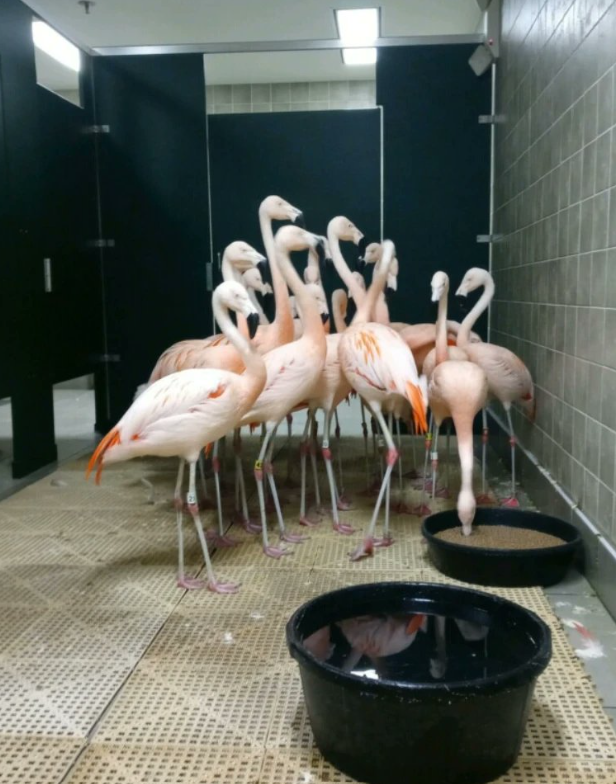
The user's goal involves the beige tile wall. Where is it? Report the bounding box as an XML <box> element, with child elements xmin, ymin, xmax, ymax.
<box><xmin>206</xmin><ymin>80</ymin><xmax>376</xmax><ymax>114</ymax></box>
<box><xmin>493</xmin><ymin>0</ymin><xmax>616</xmax><ymax>541</ymax></box>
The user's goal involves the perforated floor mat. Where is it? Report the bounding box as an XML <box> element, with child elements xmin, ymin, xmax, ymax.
<box><xmin>0</xmin><ymin>436</ymin><xmax>614</xmax><ymax>784</ymax></box>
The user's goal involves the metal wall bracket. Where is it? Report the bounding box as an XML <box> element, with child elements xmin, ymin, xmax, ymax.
<box><xmin>87</xmin><ymin>239</ymin><xmax>116</xmax><ymax>249</ymax></box>
<box><xmin>90</xmin><ymin>353</ymin><xmax>121</xmax><ymax>363</ymax></box>
<box><xmin>479</xmin><ymin>114</ymin><xmax>505</xmax><ymax>124</ymax></box>
<box><xmin>477</xmin><ymin>234</ymin><xmax>503</xmax><ymax>243</ymax></box>
<box><xmin>83</xmin><ymin>124</ymin><xmax>110</xmax><ymax>134</ymax></box>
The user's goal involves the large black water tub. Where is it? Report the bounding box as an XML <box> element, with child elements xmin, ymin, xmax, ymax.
<box><xmin>287</xmin><ymin>581</ymin><xmax>551</xmax><ymax>784</ymax></box>
<box><xmin>423</xmin><ymin>508</ymin><xmax>581</xmax><ymax>588</ymax></box>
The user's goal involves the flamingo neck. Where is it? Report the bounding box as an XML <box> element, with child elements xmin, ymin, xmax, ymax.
<box><xmin>212</xmin><ymin>294</ymin><xmax>265</xmax><ymax>390</ymax></box>
<box><xmin>221</xmin><ymin>255</ymin><xmax>241</xmax><ymax>284</ymax></box>
<box><xmin>352</xmin><ymin>242</ymin><xmax>394</xmax><ymax>325</ymax></box>
<box><xmin>276</xmin><ymin>245</ymin><xmax>325</xmax><ymax>349</ymax></box>
<box><xmin>435</xmin><ymin>289</ymin><xmax>449</xmax><ymax>366</ymax></box>
<box><xmin>327</xmin><ymin>225</ymin><xmax>365</xmax><ymax>303</ymax></box>
<box><xmin>458</xmin><ymin>274</ymin><xmax>494</xmax><ymax>347</ymax></box>
<box><xmin>374</xmin><ymin>291</ymin><xmax>390</xmax><ymax>324</ymax></box>
<box><xmin>332</xmin><ymin>292</ymin><xmax>348</xmax><ymax>334</ymax></box>
<box><xmin>259</xmin><ymin>207</ymin><xmax>293</xmax><ymax>340</ymax></box>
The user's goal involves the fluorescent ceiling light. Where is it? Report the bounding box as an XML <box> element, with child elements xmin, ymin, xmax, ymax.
<box><xmin>342</xmin><ymin>47</ymin><xmax>377</xmax><ymax>65</ymax></box>
<box><xmin>336</xmin><ymin>8</ymin><xmax>379</xmax><ymax>67</ymax></box>
<box><xmin>32</xmin><ymin>20</ymin><xmax>81</xmax><ymax>72</ymax></box>
<box><xmin>335</xmin><ymin>8</ymin><xmax>379</xmax><ymax>46</ymax></box>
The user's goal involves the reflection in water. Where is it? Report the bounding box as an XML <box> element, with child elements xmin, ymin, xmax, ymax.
<box><xmin>302</xmin><ymin>611</ymin><xmax>534</xmax><ymax>683</ymax></box>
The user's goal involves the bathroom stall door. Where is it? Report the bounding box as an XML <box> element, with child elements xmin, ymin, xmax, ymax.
<box><xmin>208</xmin><ymin>108</ymin><xmax>381</xmax><ymax>311</ymax></box>
<box><xmin>92</xmin><ymin>54</ymin><xmax>212</xmax><ymax>430</ymax></box>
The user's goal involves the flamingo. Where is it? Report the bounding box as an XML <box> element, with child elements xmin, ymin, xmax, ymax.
<box><xmin>241</xmin><ymin>267</ymin><xmax>272</xmax><ymax>325</ymax></box>
<box><xmin>86</xmin><ymin>281</ymin><xmax>266</xmax><ymax>593</ymax></box>
<box><xmin>339</xmin><ymin>240</ymin><xmax>428</xmax><ymax>560</ymax></box>
<box><xmin>239</xmin><ymin>226</ymin><xmax>329</xmax><ymax>557</ymax></box>
<box><xmin>425</xmin><ymin>271</ymin><xmax>488</xmax><ymax>533</ymax></box>
<box><xmin>456</xmin><ymin>267</ymin><xmax>535</xmax><ymax>507</ymax></box>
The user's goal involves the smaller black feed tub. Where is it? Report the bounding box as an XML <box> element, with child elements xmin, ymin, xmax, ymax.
<box><xmin>423</xmin><ymin>508</ymin><xmax>581</xmax><ymax>587</ymax></box>
<box><xmin>287</xmin><ymin>581</ymin><xmax>551</xmax><ymax>784</ymax></box>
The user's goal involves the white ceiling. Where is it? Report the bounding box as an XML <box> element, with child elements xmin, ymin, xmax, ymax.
<box><xmin>26</xmin><ymin>0</ymin><xmax>483</xmax><ymax>84</ymax></box>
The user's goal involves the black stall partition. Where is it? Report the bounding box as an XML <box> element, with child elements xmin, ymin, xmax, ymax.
<box><xmin>0</xmin><ymin>0</ymin><xmax>57</xmax><ymax>476</ymax></box>
<box><xmin>208</xmin><ymin>108</ymin><xmax>381</xmax><ymax>311</ymax></box>
<box><xmin>377</xmin><ymin>45</ymin><xmax>491</xmax><ymax>332</ymax></box>
<box><xmin>92</xmin><ymin>54</ymin><xmax>212</xmax><ymax>430</ymax></box>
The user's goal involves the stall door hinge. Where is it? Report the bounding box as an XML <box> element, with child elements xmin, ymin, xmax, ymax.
<box><xmin>477</xmin><ymin>234</ymin><xmax>504</xmax><ymax>243</ymax></box>
<box><xmin>84</xmin><ymin>124</ymin><xmax>110</xmax><ymax>134</ymax></box>
<box><xmin>90</xmin><ymin>353</ymin><xmax>121</xmax><ymax>363</ymax></box>
<box><xmin>87</xmin><ymin>239</ymin><xmax>116</xmax><ymax>249</ymax></box>
<box><xmin>478</xmin><ymin>114</ymin><xmax>506</xmax><ymax>124</ymax></box>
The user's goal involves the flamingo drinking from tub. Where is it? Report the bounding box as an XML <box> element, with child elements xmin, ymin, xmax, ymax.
<box><xmin>87</xmin><ymin>281</ymin><xmax>266</xmax><ymax>593</ymax></box>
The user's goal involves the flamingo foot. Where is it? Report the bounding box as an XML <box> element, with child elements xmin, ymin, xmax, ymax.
<box><xmin>232</xmin><ymin>512</ymin><xmax>262</xmax><ymax>534</ymax></box>
<box><xmin>500</xmin><ymin>496</ymin><xmax>520</xmax><ymax>508</ymax></box>
<box><xmin>207</xmin><ymin>579</ymin><xmax>240</xmax><ymax>594</ymax></box>
<box><xmin>206</xmin><ymin>532</ymin><xmax>239</xmax><ymax>548</ymax></box>
<box><xmin>281</xmin><ymin>531</ymin><xmax>309</xmax><ymax>543</ymax></box>
<box><xmin>333</xmin><ymin>521</ymin><xmax>355</xmax><ymax>535</ymax></box>
<box><xmin>410</xmin><ymin>504</ymin><xmax>432</xmax><ymax>517</ymax></box>
<box><xmin>336</xmin><ymin>494</ymin><xmax>353</xmax><ymax>511</ymax></box>
<box><xmin>349</xmin><ymin>537</ymin><xmax>374</xmax><ymax>561</ymax></box>
<box><xmin>393</xmin><ymin>500</ymin><xmax>414</xmax><ymax>515</ymax></box>
<box><xmin>264</xmin><ymin>544</ymin><xmax>292</xmax><ymax>558</ymax></box>
<box><xmin>299</xmin><ymin>514</ymin><xmax>321</xmax><ymax>527</ymax></box>
<box><xmin>373</xmin><ymin>536</ymin><xmax>394</xmax><ymax>548</ymax></box>
<box><xmin>177</xmin><ymin>577</ymin><xmax>206</xmax><ymax>590</ymax></box>
<box><xmin>475</xmin><ymin>493</ymin><xmax>494</xmax><ymax>505</ymax></box>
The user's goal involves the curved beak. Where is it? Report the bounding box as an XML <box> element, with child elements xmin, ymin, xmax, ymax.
<box><xmin>293</xmin><ymin>211</ymin><xmax>305</xmax><ymax>228</ymax></box>
<box><xmin>257</xmin><ymin>258</ymin><xmax>268</xmax><ymax>275</ymax></box>
<box><xmin>356</xmin><ymin>257</ymin><xmax>366</xmax><ymax>271</ymax></box>
<box><xmin>320</xmin><ymin>312</ymin><xmax>329</xmax><ymax>325</ymax></box>
<box><xmin>247</xmin><ymin>312</ymin><xmax>260</xmax><ymax>339</ymax></box>
<box><xmin>455</xmin><ymin>284</ymin><xmax>468</xmax><ymax>297</ymax></box>
<box><xmin>356</xmin><ymin>235</ymin><xmax>368</xmax><ymax>254</ymax></box>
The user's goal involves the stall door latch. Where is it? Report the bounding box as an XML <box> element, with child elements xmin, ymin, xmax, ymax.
<box><xmin>84</xmin><ymin>125</ymin><xmax>110</xmax><ymax>135</ymax></box>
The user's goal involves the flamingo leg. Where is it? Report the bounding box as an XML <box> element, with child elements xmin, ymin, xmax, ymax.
<box><xmin>333</xmin><ymin>408</ymin><xmax>350</xmax><ymax>508</ymax></box>
<box><xmin>232</xmin><ymin>429</ymin><xmax>261</xmax><ymax>534</ymax></box>
<box><xmin>266</xmin><ymin>423</ymin><xmax>308</xmax><ymax>544</ymax></box>
<box><xmin>284</xmin><ymin>413</ymin><xmax>295</xmax><ymax>485</ymax></box>
<box><xmin>309</xmin><ymin>411</ymin><xmax>322</xmax><ymax>510</ymax></box>
<box><xmin>299</xmin><ymin>413</ymin><xmax>319</xmax><ymax>526</ymax></box>
<box><xmin>393</xmin><ymin>415</ymin><xmax>411</xmax><ymax>513</ymax></box>
<box><xmin>360</xmin><ymin>400</ymin><xmax>370</xmax><ymax>486</ymax></box>
<box><xmin>501</xmin><ymin>408</ymin><xmax>520</xmax><ymax>508</ymax></box>
<box><xmin>174</xmin><ymin>460</ymin><xmax>198</xmax><ymax>589</ymax></box>
<box><xmin>476</xmin><ymin>409</ymin><xmax>492</xmax><ymax>505</ymax></box>
<box><xmin>255</xmin><ymin>424</ymin><xmax>292</xmax><ymax>558</ymax></box>
<box><xmin>412</xmin><ymin>414</ymin><xmax>433</xmax><ymax>516</ymax></box>
<box><xmin>430</xmin><ymin>424</ymin><xmax>441</xmax><ymax>512</ymax></box>
<box><xmin>185</xmin><ymin>461</ymin><xmax>239</xmax><ymax>593</ymax></box>
<box><xmin>197</xmin><ymin>453</ymin><xmax>210</xmax><ymax>507</ymax></box>
<box><xmin>323</xmin><ymin>409</ymin><xmax>354</xmax><ymax>535</ymax></box>
<box><xmin>207</xmin><ymin>442</ymin><xmax>238</xmax><ymax>548</ymax></box>
<box><xmin>350</xmin><ymin>407</ymin><xmax>397</xmax><ymax>560</ymax></box>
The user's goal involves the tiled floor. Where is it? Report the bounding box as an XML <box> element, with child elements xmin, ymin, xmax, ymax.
<box><xmin>0</xmin><ymin>432</ymin><xmax>615</xmax><ymax>783</ymax></box>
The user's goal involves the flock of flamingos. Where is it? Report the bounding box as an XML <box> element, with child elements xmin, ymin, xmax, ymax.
<box><xmin>86</xmin><ymin>195</ymin><xmax>535</xmax><ymax>594</ymax></box>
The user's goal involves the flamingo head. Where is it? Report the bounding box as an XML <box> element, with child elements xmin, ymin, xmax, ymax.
<box><xmin>215</xmin><ymin>281</ymin><xmax>260</xmax><ymax>337</ymax></box>
<box><xmin>224</xmin><ymin>241</ymin><xmax>266</xmax><ymax>275</ymax></box>
<box><xmin>431</xmin><ymin>271</ymin><xmax>449</xmax><ymax>303</ymax></box>
<box><xmin>305</xmin><ymin>283</ymin><xmax>329</xmax><ymax>325</ymax></box>
<box><xmin>261</xmin><ymin>195</ymin><xmax>304</xmax><ymax>226</ymax></box>
<box><xmin>386</xmin><ymin>255</ymin><xmax>399</xmax><ymax>292</ymax></box>
<box><xmin>456</xmin><ymin>267</ymin><xmax>491</xmax><ymax>297</ymax></box>
<box><xmin>457</xmin><ymin>489</ymin><xmax>476</xmax><ymax>536</ymax></box>
<box><xmin>241</xmin><ymin>267</ymin><xmax>272</xmax><ymax>296</ymax></box>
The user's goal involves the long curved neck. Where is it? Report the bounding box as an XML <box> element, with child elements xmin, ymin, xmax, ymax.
<box><xmin>332</xmin><ymin>292</ymin><xmax>348</xmax><ymax>333</ymax></box>
<box><xmin>328</xmin><ymin>225</ymin><xmax>365</xmax><ymax>303</ymax></box>
<box><xmin>352</xmin><ymin>244</ymin><xmax>393</xmax><ymax>325</ymax></box>
<box><xmin>248</xmin><ymin>288</ymin><xmax>269</xmax><ymax>324</ymax></box>
<box><xmin>221</xmin><ymin>255</ymin><xmax>241</xmax><ymax>283</ymax></box>
<box><xmin>435</xmin><ymin>289</ymin><xmax>449</xmax><ymax>366</ymax></box>
<box><xmin>276</xmin><ymin>245</ymin><xmax>325</xmax><ymax>346</ymax></box>
<box><xmin>260</xmin><ymin>207</ymin><xmax>293</xmax><ymax>339</ymax></box>
<box><xmin>374</xmin><ymin>292</ymin><xmax>390</xmax><ymax>324</ymax></box>
<box><xmin>457</xmin><ymin>274</ymin><xmax>494</xmax><ymax>347</ymax></box>
<box><xmin>214</xmin><ymin>296</ymin><xmax>266</xmax><ymax>389</ymax></box>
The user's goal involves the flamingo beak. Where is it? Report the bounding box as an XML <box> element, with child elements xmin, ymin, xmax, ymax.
<box><xmin>321</xmin><ymin>312</ymin><xmax>329</xmax><ymax>325</ymax></box>
<box><xmin>247</xmin><ymin>312</ymin><xmax>259</xmax><ymax>338</ymax></box>
<box><xmin>293</xmin><ymin>211</ymin><xmax>305</xmax><ymax>228</ymax></box>
<box><xmin>257</xmin><ymin>258</ymin><xmax>268</xmax><ymax>275</ymax></box>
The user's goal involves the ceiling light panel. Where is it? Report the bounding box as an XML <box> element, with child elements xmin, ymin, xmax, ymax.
<box><xmin>341</xmin><ymin>47</ymin><xmax>377</xmax><ymax>65</ymax></box>
<box><xmin>335</xmin><ymin>8</ymin><xmax>379</xmax><ymax>46</ymax></box>
<box><xmin>32</xmin><ymin>20</ymin><xmax>81</xmax><ymax>72</ymax></box>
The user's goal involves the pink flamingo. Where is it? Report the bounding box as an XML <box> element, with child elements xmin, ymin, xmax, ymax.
<box><xmin>87</xmin><ymin>282</ymin><xmax>266</xmax><ymax>593</ymax></box>
<box><xmin>456</xmin><ymin>267</ymin><xmax>535</xmax><ymax>507</ymax></box>
<box><xmin>339</xmin><ymin>240</ymin><xmax>428</xmax><ymax>560</ymax></box>
<box><xmin>424</xmin><ymin>271</ymin><xmax>488</xmax><ymax>533</ymax></box>
<box><xmin>239</xmin><ymin>226</ymin><xmax>329</xmax><ymax>557</ymax></box>
<box><xmin>241</xmin><ymin>267</ymin><xmax>272</xmax><ymax>325</ymax></box>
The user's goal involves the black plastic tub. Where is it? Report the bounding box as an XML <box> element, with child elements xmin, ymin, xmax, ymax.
<box><xmin>423</xmin><ymin>508</ymin><xmax>582</xmax><ymax>588</ymax></box>
<box><xmin>287</xmin><ymin>581</ymin><xmax>551</xmax><ymax>784</ymax></box>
